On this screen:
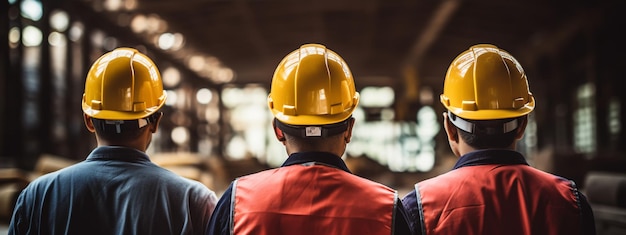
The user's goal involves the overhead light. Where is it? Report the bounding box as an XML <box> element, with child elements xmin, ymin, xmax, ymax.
<box><xmin>103</xmin><ymin>0</ymin><xmax>123</xmax><ymax>11</ymax></box>
<box><xmin>157</xmin><ymin>33</ymin><xmax>176</xmax><ymax>50</ymax></box>
<box><xmin>196</xmin><ymin>88</ymin><xmax>213</xmax><ymax>104</ymax></box>
<box><xmin>50</xmin><ymin>10</ymin><xmax>69</xmax><ymax>32</ymax></box>
<box><xmin>171</xmin><ymin>126</ymin><xmax>190</xmax><ymax>145</ymax></box>
<box><xmin>187</xmin><ymin>55</ymin><xmax>205</xmax><ymax>72</ymax></box>
<box><xmin>211</xmin><ymin>67</ymin><xmax>234</xmax><ymax>84</ymax></box>
<box><xmin>162</xmin><ymin>67</ymin><xmax>181</xmax><ymax>87</ymax></box>
<box><xmin>130</xmin><ymin>14</ymin><xmax>146</xmax><ymax>33</ymax></box>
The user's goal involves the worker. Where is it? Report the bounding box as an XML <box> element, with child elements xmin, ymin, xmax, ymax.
<box><xmin>206</xmin><ymin>43</ymin><xmax>412</xmax><ymax>235</ymax></box>
<box><xmin>401</xmin><ymin>44</ymin><xmax>596</xmax><ymax>235</ymax></box>
<box><xmin>8</xmin><ymin>48</ymin><xmax>218</xmax><ymax>234</ymax></box>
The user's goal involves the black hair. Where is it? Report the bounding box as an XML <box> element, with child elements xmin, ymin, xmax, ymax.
<box><xmin>92</xmin><ymin>112</ymin><xmax>161</xmax><ymax>142</ymax></box>
<box><xmin>275</xmin><ymin>117</ymin><xmax>353</xmax><ymax>150</ymax></box>
<box><xmin>274</xmin><ymin>117</ymin><xmax>353</xmax><ymax>139</ymax></box>
<box><xmin>451</xmin><ymin>114</ymin><xmax>524</xmax><ymax>149</ymax></box>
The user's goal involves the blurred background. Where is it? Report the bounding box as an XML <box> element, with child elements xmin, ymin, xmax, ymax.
<box><xmin>1</xmin><ymin>0</ymin><xmax>625</xmax><ymax>234</ymax></box>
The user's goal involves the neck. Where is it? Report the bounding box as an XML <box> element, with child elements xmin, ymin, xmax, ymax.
<box><xmin>284</xmin><ymin>139</ymin><xmax>346</xmax><ymax>158</ymax></box>
<box><xmin>96</xmin><ymin>131</ymin><xmax>151</xmax><ymax>152</ymax></box>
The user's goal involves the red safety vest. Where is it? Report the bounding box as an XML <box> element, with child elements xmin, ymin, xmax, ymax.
<box><xmin>415</xmin><ymin>164</ymin><xmax>584</xmax><ymax>235</ymax></box>
<box><xmin>232</xmin><ymin>163</ymin><xmax>398</xmax><ymax>235</ymax></box>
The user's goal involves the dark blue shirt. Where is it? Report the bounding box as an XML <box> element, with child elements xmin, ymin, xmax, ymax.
<box><xmin>9</xmin><ymin>146</ymin><xmax>218</xmax><ymax>235</ymax></box>
<box><xmin>401</xmin><ymin>149</ymin><xmax>596</xmax><ymax>235</ymax></box>
<box><xmin>206</xmin><ymin>151</ymin><xmax>413</xmax><ymax>235</ymax></box>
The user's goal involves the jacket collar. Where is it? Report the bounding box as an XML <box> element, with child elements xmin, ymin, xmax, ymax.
<box><xmin>282</xmin><ymin>151</ymin><xmax>351</xmax><ymax>173</ymax></box>
<box><xmin>86</xmin><ymin>146</ymin><xmax>151</xmax><ymax>162</ymax></box>
<box><xmin>453</xmin><ymin>149</ymin><xmax>529</xmax><ymax>170</ymax></box>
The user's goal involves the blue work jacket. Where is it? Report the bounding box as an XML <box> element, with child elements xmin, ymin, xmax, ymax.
<box><xmin>9</xmin><ymin>146</ymin><xmax>218</xmax><ymax>235</ymax></box>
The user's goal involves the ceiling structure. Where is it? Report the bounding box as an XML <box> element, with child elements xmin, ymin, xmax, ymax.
<box><xmin>70</xmin><ymin>0</ymin><xmax>614</xmax><ymax>105</ymax></box>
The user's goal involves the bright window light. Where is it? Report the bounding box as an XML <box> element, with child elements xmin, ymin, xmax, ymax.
<box><xmin>48</xmin><ymin>32</ymin><xmax>66</xmax><ymax>47</ymax></box>
<box><xmin>69</xmin><ymin>22</ymin><xmax>84</xmax><ymax>42</ymax></box>
<box><xmin>165</xmin><ymin>90</ymin><xmax>177</xmax><ymax>106</ymax></box>
<box><xmin>20</xmin><ymin>0</ymin><xmax>42</xmax><ymax>21</ymax></box>
<box><xmin>9</xmin><ymin>27</ymin><xmax>20</xmax><ymax>48</ymax></box>
<box><xmin>360</xmin><ymin>86</ymin><xmax>394</xmax><ymax>107</ymax></box>
<box><xmin>50</xmin><ymin>10</ymin><xmax>69</xmax><ymax>32</ymax></box>
<box><xmin>22</xmin><ymin>26</ymin><xmax>42</xmax><ymax>47</ymax></box>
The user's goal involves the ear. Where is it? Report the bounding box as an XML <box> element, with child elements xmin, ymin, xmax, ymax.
<box><xmin>150</xmin><ymin>112</ymin><xmax>163</xmax><ymax>133</ymax></box>
<box><xmin>443</xmin><ymin>112</ymin><xmax>463</xmax><ymax>157</ymax></box>
<box><xmin>343</xmin><ymin>117</ymin><xmax>355</xmax><ymax>143</ymax></box>
<box><xmin>443</xmin><ymin>112</ymin><xmax>458</xmax><ymax>143</ymax></box>
<box><xmin>272</xmin><ymin>119</ymin><xmax>285</xmax><ymax>141</ymax></box>
<box><xmin>515</xmin><ymin>116</ymin><xmax>528</xmax><ymax>140</ymax></box>
<box><xmin>83</xmin><ymin>114</ymin><xmax>96</xmax><ymax>133</ymax></box>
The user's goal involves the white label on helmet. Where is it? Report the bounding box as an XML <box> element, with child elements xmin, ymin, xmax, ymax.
<box><xmin>305</xmin><ymin>126</ymin><xmax>322</xmax><ymax>137</ymax></box>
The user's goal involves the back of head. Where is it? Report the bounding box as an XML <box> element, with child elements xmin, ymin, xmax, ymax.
<box><xmin>82</xmin><ymin>48</ymin><xmax>167</xmax><ymax>140</ymax></box>
<box><xmin>440</xmin><ymin>44</ymin><xmax>535</xmax><ymax>148</ymax></box>
<box><xmin>267</xmin><ymin>44</ymin><xmax>359</xmax><ymax>141</ymax></box>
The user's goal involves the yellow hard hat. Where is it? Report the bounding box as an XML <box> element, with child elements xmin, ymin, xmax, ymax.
<box><xmin>82</xmin><ymin>48</ymin><xmax>167</xmax><ymax>120</ymax></box>
<box><xmin>268</xmin><ymin>44</ymin><xmax>359</xmax><ymax>125</ymax></box>
<box><xmin>440</xmin><ymin>44</ymin><xmax>535</xmax><ymax>120</ymax></box>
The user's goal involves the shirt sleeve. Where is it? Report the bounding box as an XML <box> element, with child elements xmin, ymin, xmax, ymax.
<box><xmin>578</xmin><ymin>192</ymin><xmax>597</xmax><ymax>235</ymax></box>
<box><xmin>401</xmin><ymin>189</ymin><xmax>423</xmax><ymax>235</ymax></box>
<box><xmin>206</xmin><ymin>183</ymin><xmax>234</xmax><ymax>235</ymax></box>
<box><xmin>395</xmin><ymin>197</ymin><xmax>417</xmax><ymax>235</ymax></box>
<box><xmin>8</xmin><ymin>189</ymin><xmax>28</xmax><ymax>235</ymax></box>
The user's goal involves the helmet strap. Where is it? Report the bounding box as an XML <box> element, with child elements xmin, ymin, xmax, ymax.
<box><xmin>93</xmin><ymin>112</ymin><xmax>161</xmax><ymax>134</ymax></box>
<box><xmin>447</xmin><ymin>111</ymin><xmax>518</xmax><ymax>134</ymax></box>
<box><xmin>274</xmin><ymin>117</ymin><xmax>353</xmax><ymax>138</ymax></box>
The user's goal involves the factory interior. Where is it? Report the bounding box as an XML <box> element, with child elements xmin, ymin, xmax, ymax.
<box><xmin>1</xmin><ymin>0</ymin><xmax>625</xmax><ymax>233</ymax></box>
